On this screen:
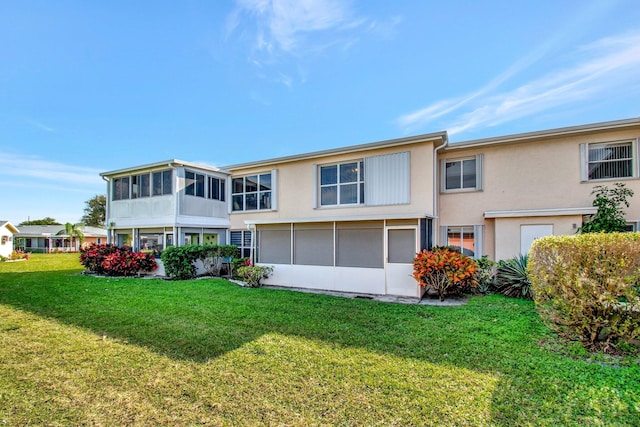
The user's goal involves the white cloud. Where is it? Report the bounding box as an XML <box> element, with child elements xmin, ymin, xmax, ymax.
<box><xmin>0</xmin><ymin>153</ymin><xmax>104</xmax><ymax>188</ymax></box>
<box><xmin>396</xmin><ymin>29</ymin><xmax>640</xmax><ymax>136</ymax></box>
<box><xmin>231</xmin><ymin>0</ymin><xmax>358</xmax><ymax>54</ymax></box>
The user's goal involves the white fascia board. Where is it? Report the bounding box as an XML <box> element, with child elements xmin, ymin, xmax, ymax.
<box><xmin>101</xmin><ymin>159</ymin><xmax>231</xmax><ymax>177</ymax></box>
<box><xmin>224</xmin><ymin>132</ymin><xmax>448</xmax><ymax>171</ymax></box>
<box><xmin>447</xmin><ymin>117</ymin><xmax>640</xmax><ymax>151</ymax></box>
<box><xmin>484</xmin><ymin>207</ymin><xmax>598</xmax><ymax>218</ymax></box>
<box><xmin>243</xmin><ymin>212</ymin><xmax>434</xmax><ymax>225</ymax></box>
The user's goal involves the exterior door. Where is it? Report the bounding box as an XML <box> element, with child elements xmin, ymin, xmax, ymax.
<box><xmin>386</xmin><ymin>227</ymin><xmax>419</xmax><ymax>297</ymax></box>
<box><xmin>520</xmin><ymin>224</ymin><xmax>553</xmax><ymax>255</ymax></box>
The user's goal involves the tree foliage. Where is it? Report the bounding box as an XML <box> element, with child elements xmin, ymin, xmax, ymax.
<box><xmin>578</xmin><ymin>183</ymin><xmax>634</xmax><ymax>233</ymax></box>
<box><xmin>18</xmin><ymin>217</ymin><xmax>61</xmax><ymax>226</ymax></box>
<box><xmin>81</xmin><ymin>194</ymin><xmax>106</xmax><ymax>227</ymax></box>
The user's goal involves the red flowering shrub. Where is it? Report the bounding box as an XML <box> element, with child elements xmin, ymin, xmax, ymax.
<box><xmin>80</xmin><ymin>243</ymin><xmax>157</xmax><ymax>276</ymax></box>
<box><xmin>413</xmin><ymin>247</ymin><xmax>478</xmax><ymax>301</ymax></box>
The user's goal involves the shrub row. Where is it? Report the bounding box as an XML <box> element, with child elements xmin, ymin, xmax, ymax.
<box><xmin>80</xmin><ymin>244</ymin><xmax>157</xmax><ymax>277</ymax></box>
<box><xmin>161</xmin><ymin>244</ymin><xmax>239</xmax><ymax>280</ymax></box>
<box><xmin>529</xmin><ymin>233</ymin><xmax>640</xmax><ymax>351</ymax></box>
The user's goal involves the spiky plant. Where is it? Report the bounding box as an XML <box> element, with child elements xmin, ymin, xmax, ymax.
<box><xmin>494</xmin><ymin>254</ymin><xmax>532</xmax><ymax>299</ymax></box>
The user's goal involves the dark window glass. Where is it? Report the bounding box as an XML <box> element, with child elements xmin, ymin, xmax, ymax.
<box><xmin>320</xmin><ymin>165</ymin><xmax>337</xmax><ymax>185</ymax></box>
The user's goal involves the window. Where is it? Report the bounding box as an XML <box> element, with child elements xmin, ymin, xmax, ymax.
<box><xmin>232</xmin><ymin>173</ymin><xmax>272</xmax><ymax>211</ymax></box>
<box><xmin>132</xmin><ymin>173</ymin><xmax>150</xmax><ymax>199</ymax></box>
<box><xmin>153</xmin><ymin>170</ymin><xmax>173</xmax><ymax>196</ymax></box>
<box><xmin>336</xmin><ymin>223</ymin><xmax>383</xmax><ymax>268</ymax></box>
<box><xmin>257</xmin><ymin>226</ymin><xmax>291</xmax><ymax>264</ymax></box>
<box><xmin>445</xmin><ymin>226</ymin><xmax>475</xmax><ymax>257</ymax></box>
<box><xmin>441</xmin><ymin>153</ymin><xmax>485</xmax><ymax>191</ymax></box>
<box><xmin>185</xmin><ymin>170</ymin><xmax>205</xmax><ymax>197</ymax></box>
<box><xmin>208</xmin><ymin>176</ymin><xmax>225</xmax><ymax>201</ymax></box>
<box><xmin>586</xmin><ymin>141</ymin><xmax>634</xmax><ymax>180</ymax></box>
<box><xmin>113</xmin><ymin>177</ymin><xmax>130</xmax><ymax>200</ymax></box>
<box><xmin>230</xmin><ymin>230</ymin><xmax>253</xmax><ymax>258</ymax></box>
<box><xmin>319</xmin><ymin>161</ymin><xmax>364</xmax><ymax>206</ymax></box>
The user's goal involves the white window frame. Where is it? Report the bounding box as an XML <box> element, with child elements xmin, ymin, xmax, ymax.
<box><xmin>440</xmin><ymin>154</ymin><xmax>483</xmax><ymax>193</ymax></box>
<box><xmin>230</xmin><ymin>230</ymin><xmax>253</xmax><ymax>258</ymax></box>
<box><xmin>230</xmin><ymin>170</ymin><xmax>276</xmax><ymax>212</ymax></box>
<box><xmin>317</xmin><ymin>160</ymin><xmax>365</xmax><ymax>207</ymax></box>
<box><xmin>439</xmin><ymin>225</ymin><xmax>484</xmax><ymax>259</ymax></box>
<box><xmin>580</xmin><ymin>140</ymin><xmax>638</xmax><ymax>182</ymax></box>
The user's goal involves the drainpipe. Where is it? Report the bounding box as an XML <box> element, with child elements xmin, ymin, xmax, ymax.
<box><xmin>168</xmin><ymin>162</ymin><xmax>179</xmax><ymax>246</ymax></box>
<box><xmin>433</xmin><ymin>134</ymin><xmax>449</xmax><ymax>246</ymax></box>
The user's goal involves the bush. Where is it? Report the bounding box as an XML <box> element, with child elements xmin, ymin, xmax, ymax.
<box><xmin>474</xmin><ymin>256</ymin><xmax>496</xmax><ymax>294</ymax></box>
<box><xmin>494</xmin><ymin>254</ymin><xmax>532</xmax><ymax>299</ymax></box>
<box><xmin>529</xmin><ymin>233</ymin><xmax>640</xmax><ymax>352</ymax></box>
<box><xmin>80</xmin><ymin>244</ymin><xmax>157</xmax><ymax>277</ymax></box>
<box><xmin>413</xmin><ymin>247</ymin><xmax>477</xmax><ymax>301</ymax></box>
<box><xmin>161</xmin><ymin>245</ymin><xmax>201</xmax><ymax>280</ymax></box>
<box><xmin>237</xmin><ymin>265</ymin><xmax>273</xmax><ymax>287</ymax></box>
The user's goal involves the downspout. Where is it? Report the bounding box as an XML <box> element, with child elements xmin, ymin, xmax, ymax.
<box><xmin>433</xmin><ymin>133</ymin><xmax>449</xmax><ymax>246</ymax></box>
<box><xmin>168</xmin><ymin>162</ymin><xmax>179</xmax><ymax>246</ymax></box>
<box><xmin>101</xmin><ymin>176</ymin><xmax>112</xmax><ymax>244</ymax></box>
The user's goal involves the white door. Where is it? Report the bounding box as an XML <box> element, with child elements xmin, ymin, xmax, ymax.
<box><xmin>386</xmin><ymin>227</ymin><xmax>419</xmax><ymax>297</ymax></box>
<box><xmin>520</xmin><ymin>225</ymin><xmax>553</xmax><ymax>255</ymax></box>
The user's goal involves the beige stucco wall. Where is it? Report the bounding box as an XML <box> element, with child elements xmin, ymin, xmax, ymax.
<box><xmin>229</xmin><ymin>141</ymin><xmax>437</xmax><ymax>229</ymax></box>
<box><xmin>440</xmin><ymin>126</ymin><xmax>640</xmax><ymax>260</ymax></box>
<box><xmin>492</xmin><ymin>215</ymin><xmax>580</xmax><ymax>260</ymax></box>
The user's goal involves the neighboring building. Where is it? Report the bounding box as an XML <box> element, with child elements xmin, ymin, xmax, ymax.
<box><xmin>0</xmin><ymin>221</ymin><xmax>19</xmax><ymax>258</ymax></box>
<box><xmin>15</xmin><ymin>225</ymin><xmax>107</xmax><ymax>253</ymax></box>
<box><xmin>100</xmin><ymin>160</ymin><xmax>230</xmax><ymax>251</ymax></box>
<box><xmin>100</xmin><ymin>117</ymin><xmax>640</xmax><ymax>297</ymax></box>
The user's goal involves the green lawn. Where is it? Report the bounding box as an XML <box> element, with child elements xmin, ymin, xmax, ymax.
<box><xmin>0</xmin><ymin>254</ymin><xmax>638</xmax><ymax>426</ymax></box>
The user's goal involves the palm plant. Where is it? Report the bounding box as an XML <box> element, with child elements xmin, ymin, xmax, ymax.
<box><xmin>494</xmin><ymin>254</ymin><xmax>532</xmax><ymax>299</ymax></box>
<box><xmin>58</xmin><ymin>223</ymin><xmax>85</xmax><ymax>251</ymax></box>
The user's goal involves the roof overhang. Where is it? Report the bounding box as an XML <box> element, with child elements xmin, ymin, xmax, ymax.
<box><xmin>244</xmin><ymin>212</ymin><xmax>435</xmax><ymax>225</ymax></box>
<box><xmin>101</xmin><ymin>159</ymin><xmax>231</xmax><ymax>178</ymax></box>
<box><xmin>484</xmin><ymin>207</ymin><xmax>597</xmax><ymax>219</ymax></box>
<box><xmin>446</xmin><ymin>117</ymin><xmax>640</xmax><ymax>152</ymax></box>
<box><xmin>225</xmin><ymin>131</ymin><xmax>448</xmax><ymax>171</ymax></box>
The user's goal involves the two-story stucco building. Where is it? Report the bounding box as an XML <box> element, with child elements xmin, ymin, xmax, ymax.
<box><xmin>100</xmin><ymin>117</ymin><xmax>640</xmax><ymax>298</ymax></box>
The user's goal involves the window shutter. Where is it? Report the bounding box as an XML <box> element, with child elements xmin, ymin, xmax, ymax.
<box><xmin>579</xmin><ymin>143</ymin><xmax>588</xmax><ymax>181</ymax></box>
<box><xmin>439</xmin><ymin>159</ymin><xmax>447</xmax><ymax>193</ymax></box>
<box><xmin>475</xmin><ymin>154</ymin><xmax>484</xmax><ymax>191</ymax></box>
<box><xmin>439</xmin><ymin>225</ymin><xmax>448</xmax><ymax>247</ymax></box>
<box><xmin>226</xmin><ymin>178</ymin><xmax>232</xmax><ymax>214</ymax></box>
<box><xmin>473</xmin><ymin>225</ymin><xmax>484</xmax><ymax>258</ymax></box>
<box><xmin>271</xmin><ymin>169</ymin><xmax>278</xmax><ymax>210</ymax></box>
<box><xmin>364</xmin><ymin>152</ymin><xmax>410</xmax><ymax>206</ymax></box>
<box><xmin>634</xmin><ymin>139</ymin><xmax>639</xmax><ymax>178</ymax></box>
<box><xmin>312</xmin><ymin>164</ymin><xmax>318</xmax><ymax>209</ymax></box>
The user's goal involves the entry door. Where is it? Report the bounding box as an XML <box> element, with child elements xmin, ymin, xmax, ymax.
<box><xmin>520</xmin><ymin>225</ymin><xmax>553</xmax><ymax>255</ymax></box>
<box><xmin>386</xmin><ymin>227</ymin><xmax>419</xmax><ymax>297</ymax></box>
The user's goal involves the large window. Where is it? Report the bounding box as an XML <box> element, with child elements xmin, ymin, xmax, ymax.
<box><xmin>208</xmin><ymin>176</ymin><xmax>225</xmax><ymax>201</ymax></box>
<box><xmin>113</xmin><ymin>177</ymin><xmax>130</xmax><ymax>200</ymax></box>
<box><xmin>232</xmin><ymin>173</ymin><xmax>272</xmax><ymax>211</ymax></box>
<box><xmin>185</xmin><ymin>170</ymin><xmax>205</xmax><ymax>197</ymax></box>
<box><xmin>153</xmin><ymin>170</ymin><xmax>173</xmax><ymax>196</ymax></box>
<box><xmin>132</xmin><ymin>173</ymin><xmax>150</xmax><ymax>199</ymax></box>
<box><xmin>586</xmin><ymin>141</ymin><xmax>633</xmax><ymax>180</ymax></box>
<box><xmin>230</xmin><ymin>230</ymin><xmax>253</xmax><ymax>258</ymax></box>
<box><xmin>112</xmin><ymin>169</ymin><xmax>172</xmax><ymax>201</ymax></box>
<box><xmin>320</xmin><ymin>161</ymin><xmax>364</xmax><ymax>206</ymax></box>
<box><xmin>445</xmin><ymin>226</ymin><xmax>475</xmax><ymax>257</ymax></box>
<box><xmin>444</xmin><ymin>157</ymin><xmax>478</xmax><ymax>191</ymax></box>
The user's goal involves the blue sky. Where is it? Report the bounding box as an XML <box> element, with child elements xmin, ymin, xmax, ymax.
<box><xmin>1</xmin><ymin>0</ymin><xmax>639</xmax><ymax>225</ymax></box>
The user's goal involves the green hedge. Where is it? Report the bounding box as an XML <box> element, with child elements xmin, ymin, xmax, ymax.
<box><xmin>161</xmin><ymin>244</ymin><xmax>239</xmax><ymax>280</ymax></box>
<box><xmin>528</xmin><ymin>233</ymin><xmax>640</xmax><ymax>352</ymax></box>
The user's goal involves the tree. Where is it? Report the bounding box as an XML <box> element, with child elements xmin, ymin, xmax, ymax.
<box><xmin>578</xmin><ymin>183</ymin><xmax>634</xmax><ymax>233</ymax></box>
<box><xmin>57</xmin><ymin>222</ymin><xmax>85</xmax><ymax>251</ymax></box>
<box><xmin>19</xmin><ymin>217</ymin><xmax>61</xmax><ymax>226</ymax></box>
<box><xmin>81</xmin><ymin>194</ymin><xmax>106</xmax><ymax>227</ymax></box>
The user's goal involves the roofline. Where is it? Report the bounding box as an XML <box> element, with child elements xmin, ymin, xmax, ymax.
<box><xmin>100</xmin><ymin>159</ymin><xmax>230</xmax><ymax>177</ymax></box>
<box><xmin>446</xmin><ymin>117</ymin><xmax>640</xmax><ymax>151</ymax></box>
<box><xmin>223</xmin><ymin>131</ymin><xmax>448</xmax><ymax>171</ymax></box>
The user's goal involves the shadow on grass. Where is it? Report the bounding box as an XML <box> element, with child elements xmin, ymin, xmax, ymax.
<box><xmin>1</xmin><ymin>269</ymin><xmax>638</xmax><ymax>425</ymax></box>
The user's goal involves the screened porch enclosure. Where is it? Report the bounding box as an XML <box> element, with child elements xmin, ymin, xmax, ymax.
<box><xmin>254</xmin><ymin>218</ymin><xmax>431</xmax><ymax>297</ymax></box>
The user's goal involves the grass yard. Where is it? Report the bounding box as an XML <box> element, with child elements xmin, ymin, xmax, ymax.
<box><xmin>0</xmin><ymin>254</ymin><xmax>638</xmax><ymax>426</ymax></box>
